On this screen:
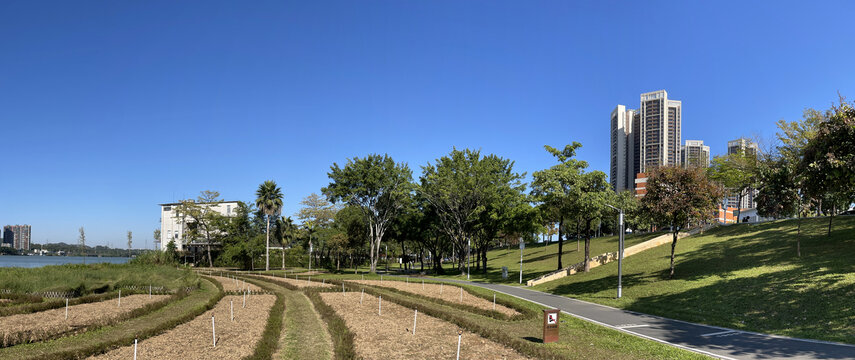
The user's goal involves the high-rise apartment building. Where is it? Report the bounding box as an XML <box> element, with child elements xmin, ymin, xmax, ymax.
<box><xmin>727</xmin><ymin>137</ymin><xmax>759</xmax><ymax>157</ymax></box>
<box><xmin>3</xmin><ymin>225</ymin><xmax>31</xmax><ymax>250</ymax></box>
<box><xmin>725</xmin><ymin>137</ymin><xmax>759</xmax><ymax>210</ymax></box>
<box><xmin>681</xmin><ymin>140</ymin><xmax>710</xmax><ymax>168</ymax></box>
<box><xmin>610</xmin><ymin>105</ymin><xmax>636</xmax><ymax>192</ymax></box>
<box><xmin>610</xmin><ymin>90</ymin><xmax>681</xmax><ymax>193</ymax></box>
<box><xmin>640</xmin><ymin>90</ymin><xmax>682</xmax><ymax>173</ymax></box>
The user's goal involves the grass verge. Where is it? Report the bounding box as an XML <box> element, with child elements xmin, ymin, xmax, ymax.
<box><xmin>0</xmin><ymin>263</ymin><xmax>198</xmax><ymax>296</ymax></box>
<box><xmin>533</xmin><ymin>216</ymin><xmax>855</xmax><ymax>344</ymax></box>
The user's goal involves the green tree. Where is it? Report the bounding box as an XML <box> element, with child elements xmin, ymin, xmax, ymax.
<box><xmin>531</xmin><ymin>143</ymin><xmax>586</xmax><ymax>270</ymax></box>
<box><xmin>274</xmin><ymin>216</ymin><xmax>296</xmax><ymax>269</ymax></box>
<box><xmin>78</xmin><ymin>227</ymin><xmax>86</xmax><ymax>264</ymax></box>
<box><xmin>756</xmin><ymin>155</ymin><xmax>799</xmax><ymax>220</ymax></box>
<box><xmin>708</xmin><ymin>152</ymin><xmax>758</xmax><ymax>223</ymax></box>
<box><xmin>642</xmin><ymin>166</ymin><xmax>723</xmax><ymax>278</ymax></box>
<box><xmin>574</xmin><ymin>171</ymin><xmax>617</xmax><ymax>271</ymax></box>
<box><xmin>126</xmin><ymin>231</ymin><xmax>133</xmax><ymax>257</ymax></box>
<box><xmin>472</xmin><ymin>154</ymin><xmax>527</xmax><ymax>273</ymax></box>
<box><xmin>173</xmin><ymin>190</ymin><xmax>225</xmax><ymax>267</ymax></box>
<box><xmin>800</xmin><ymin>98</ymin><xmax>855</xmax><ymax>236</ymax></box>
<box><xmin>323</xmin><ymin>154</ymin><xmax>413</xmax><ymax>273</ymax></box>
<box><xmin>255</xmin><ymin>180</ymin><xmax>284</xmax><ymax>271</ymax></box>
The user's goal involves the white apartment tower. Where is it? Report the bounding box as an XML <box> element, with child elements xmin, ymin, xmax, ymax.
<box><xmin>681</xmin><ymin>140</ymin><xmax>710</xmax><ymax>168</ymax></box>
<box><xmin>610</xmin><ymin>90</ymin><xmax>681</xmax><ymax>193</ymax></box>
<box><xmin>640</xmin><ymin>90</ymin><xmax>682</xmax><ymax>173</ymax></box>
<box><xmin>610</xmin><ymin>105</ymin><xmax>636</xmax><ymax>192</ymax></box>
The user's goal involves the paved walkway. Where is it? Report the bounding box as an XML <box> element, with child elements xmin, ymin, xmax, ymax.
<box><xmin>432</xmin><ymin>278</ymin><xmax>855</xmax><ymax>360</ymax></box>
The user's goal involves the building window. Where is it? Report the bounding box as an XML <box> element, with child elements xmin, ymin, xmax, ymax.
<box><xmin>227</xmin><ymin>205</ymin><xmax>231</xmax><ymax>215</ymax></box>
<box><xmin>163</xmin><ymin>206</ymin><xmax>171</xmax><ymax>212</ymax></box>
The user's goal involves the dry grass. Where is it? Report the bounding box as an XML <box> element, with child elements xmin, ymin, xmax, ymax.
<box><xmin>208</xmin><ymin>275</ymin><xmax>262</xmax><ymax>293</ymax></box>
<box><xmin>91</xmin><ymin>294</ymin><xmax>275</xmax><ymax>360</ymax></box>
<box><xmin>319</xmin><ymin>292</ymin><xmax>528</xmax><ymax>360</ymax></box>
<box><xmin>256</xmin><ymin>275</ymin><xmax>334</xmax><ymax>289</ymax></box>
<box><xmin>349</xmin><ymin>280</ymin><xmax>518</xmax><ymax>316</ymax></box>
<box><xmin>0</xmin><ymin>294</ymin><xmax>169</xmax><ymax>347</ymax></box>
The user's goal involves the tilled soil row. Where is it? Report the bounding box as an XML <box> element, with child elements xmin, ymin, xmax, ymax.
<box><xmin>255</xmin><ymin>275</ymin><xmax>335</xmax><ymax>289</ymax></box>
<box><xmin>90</xmin><ymin>294</ymin><xmax>275</xmax><ymax>360</ymax></box>
<box><xmin>319</xmin><ymin>292</ymin><xmax>528</xmax><ymax>359</ymax></box>
<box><xmin>0</xmin><ymin>294</ymin><xmax>169</xmax><ymax>347</ymax></box>
<box><xmin>208</xmin><ymin>275</ymin><xmax>263</xmax><ymax>293</ymax></box>
<box><xmin>348</xmin><ymin>280</ymin><xmax>518</xmax><ymax>316</ymax></box>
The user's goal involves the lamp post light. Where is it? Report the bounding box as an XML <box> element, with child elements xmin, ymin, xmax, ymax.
<box><xmin>604</xmin><ymin>204</ymin><xmax>624</xmax><ymax>299</ymax></box>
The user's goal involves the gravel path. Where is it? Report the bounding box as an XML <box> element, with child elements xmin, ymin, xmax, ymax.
<box><xmin>320</xmin><ymin>292</ymin><xmax>528</xmax><ymax>359</ymax></box>
<box><xmin>0</xmin><ymin>294</ymin><xmax>169</xmax><ymax>346</ymax></box>
<box><xmin>91</xmin><ymin>294</ymin><xmax>275</xmax><ymax>360</ymax></box>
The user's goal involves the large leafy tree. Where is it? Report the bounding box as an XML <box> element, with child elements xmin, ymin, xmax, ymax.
<box><xmin>472</xmin><ymin>154</ymin><xmax>527</xmax><ymax>273</ymax></box>
<box><xmin>531</xmin><ymin>143</ymin><xmax>586</xmax><ymax>270</ymax></box>
<box><xmin>800</xmin><ymin>98</ymin><xmax>855</xmax><ymax>236</ymax></box>
<box><xmin>574</xmin><ymin>171</ymin><xmax>616</xmax><ymax>271</ymax></box>
<box><xmin>708</xmin><ymin>152</ymin><xmax>758</xmax><ymax>223</ymax></box>
<box><xmin>274</xmin><ymin>216</ymin><xmax>296</xmax><ymax>269</ymax></box>
<box><xmin>297</xmin><ymin>193</ymin><xmax>339</xmax><ymax>267</ymax></box>
<box><xmin>322</xmin><ymin>154</ymin><xmax>413</xmax><ymax>274</ymax></box>
<box><xmin>756</xmin><ymin>155</ymin><xmax>799</xmax><ymax>220</ymax></box>
<box><xmin>642</xmin><ymin>166</ymin><xmax>723</xmax><ymax>279</ymax></box>
<box><xmin>174</xmin><ymin>190</ymin><xmax>225</xmax><ymax>267</ymax></box>
<box><xmin>255</xmin><ymin>180</ymin><xmax>283</xmax><ymax>271</ymax></box>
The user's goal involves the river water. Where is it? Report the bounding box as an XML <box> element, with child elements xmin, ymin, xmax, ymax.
<box><xmin>0</xmin><ymin>255</ymin><xmax>130</xmax><ymax>268</ymax></box>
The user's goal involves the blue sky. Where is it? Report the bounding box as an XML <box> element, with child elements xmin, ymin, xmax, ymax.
<box><xmin>2</xmin><ymin>1</ymin><xmax>854</xmax><ymax>248</ymax></box>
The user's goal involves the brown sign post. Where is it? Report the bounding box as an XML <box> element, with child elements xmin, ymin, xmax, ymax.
<box><xmin>542</xmin><ymin>309</ymin><xmax>560</xmax><ymax>343</ymax></box>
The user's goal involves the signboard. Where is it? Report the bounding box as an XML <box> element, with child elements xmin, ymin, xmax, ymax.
<box><xmin>501</xmin><ymin>266</ymin><xmax>508</xmax><ymax>280</ymax></box>
<box><xmin>542</xmin><ymin>309</ymin><xmax>560</xmax><ymax>343</ymax></box>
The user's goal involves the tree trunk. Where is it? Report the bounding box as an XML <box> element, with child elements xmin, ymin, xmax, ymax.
<box><xmin>797</xmin><ymin>197</ymin><xmax>802</xmax><ymax>257</ymax></box>
<box><xmin>576</xmin><ymin>217</ymin><xmax>581</xmax><ymax>252</ymax></box>
<box><xmin>669</xmin><ymin>230</ymin><xmax>679</xmax><ymax>279</ymax></box>
<box><xmin>583</xmin><ymin>219</ymin><xmax>592</xmax><ymax>272</ymax></box>
<box><xmin>282</xmin><ymin>248</ymin><xmax>285</xmax><ymax>270</ymax></box>
<box><xmin>265</xmin><ymin>217</ymin><xmax>270</xmax><ymax>271</ymax></box>
<box><xmin>481</xmin><ymin>247</ymin><xmax>487</xmax><ymax>274</ymax></box>
<box><xmin>557</xmin><ymin>216</ymin><xmax>564</xmax><ymax>270</ymax></box>
<box><xmin>827</xmin><ymin>208</ymin><xmax>834</xmax><ymax>237</ymax></box>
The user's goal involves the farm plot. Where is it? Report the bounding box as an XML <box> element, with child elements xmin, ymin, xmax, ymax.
<box><xmin>349</xmin><ymin>280</ymin><xmax>517</xmax><ymax>316</ymax></box>
<box><xmin>91</xmin><ymin>294</ymin><xmax>275</xmax><ymax>360</ymax></box>
<box><xmin>256</xmin><ymin>275</ymin><xmax>334</xmax><ymax>289</ymax></box>
<box><xmin>319</xmin><ymin>292</ymin><xmax>528</xmax><ymax>359</ymax></box>
<box><xmin>0</xmin><ymin>294</ymin><xmax>169</xmax><ymax>347</ymax></box>
<box><xmin>208</xmin><ymin>275</ymin><xmax>262</xmax><ymax>293</ymax></box>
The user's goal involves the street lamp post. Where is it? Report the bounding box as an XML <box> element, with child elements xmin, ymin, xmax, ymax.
<box><xmin>605</xmin><ymin>204</ymin><xmax>625</xmax><ymax>299</ymax></box>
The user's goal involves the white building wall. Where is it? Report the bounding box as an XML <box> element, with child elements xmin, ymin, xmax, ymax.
<box><xmin>159</xmin><ymin>201</ymin><xmax>240</xmax><ymax>251</ymax></box>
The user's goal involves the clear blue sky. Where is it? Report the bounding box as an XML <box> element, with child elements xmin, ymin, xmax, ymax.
<box><xmin>2</xmin><ymin>1</ymin><xmax>854</xmax><ymax>248</ymax></box>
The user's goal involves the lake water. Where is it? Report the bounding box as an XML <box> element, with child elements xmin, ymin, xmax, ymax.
<box><xmin>0</xmin><ymin>256</ymin><xmax>130</xmax><ymax>268</ymax></box>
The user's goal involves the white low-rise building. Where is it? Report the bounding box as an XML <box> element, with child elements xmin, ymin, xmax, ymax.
<box><xmin>159</xmin><ymin>201</ymin><xmax>240</xmax><ymax>251</ymax></box>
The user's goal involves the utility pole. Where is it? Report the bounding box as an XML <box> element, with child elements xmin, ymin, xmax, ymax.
<box><xmin>605</xmin><ymin>204</ymin><xmax>625</xmax><ymax>299</ymax></box>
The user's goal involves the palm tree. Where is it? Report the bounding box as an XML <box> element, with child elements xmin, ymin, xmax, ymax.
<box><xmin>256</xmin><ymin>180</ymin><xmax>283</xmax><ymax>271</ymax></box>
<box><xmin>275</xmin><ymin>216</ymin><xmax>295</xmax><ymax>269</ymax></box>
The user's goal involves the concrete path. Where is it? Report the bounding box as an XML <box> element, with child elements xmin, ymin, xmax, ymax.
<box><xmin>433</xmin><ymin>278</ymin><xmax>855</xmax><ymax>360</ymax></box>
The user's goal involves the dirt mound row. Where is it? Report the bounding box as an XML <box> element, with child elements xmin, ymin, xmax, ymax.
<box><xmin>349</xmin><ymin>280</ymin><xmax>518</xmax><ymax>316</ymax></box>
<box><xmin>0</xmin><ymin>294</ymin><xmax>169</xmax><ymax>346</ymax></box>
<box><xmin>256</xmin><ymin>275</ymin><xmax>335</xmax><ymax>289</ymax></box>
<box><xmin>208</xmin><ymin>275</ymin><xmax>262</xmax><ymax>293</ymax></box>
<box><xmin>320</xmin><ymin>292</ymin><xmax>528</xmax><ymax>359</ymax></box>
<box><xmin>91</xmin><ymin>294</ymin><xmax>275</xmax><ymax>360</ymax></box>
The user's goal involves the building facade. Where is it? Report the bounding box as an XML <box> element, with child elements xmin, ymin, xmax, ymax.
<box><xmin>159</xmin><ymin>201</ymin><xmax>240</xmax><ymax>251</ymax></box>
<box><xmin>3</xmin><ymin>225</ymin><xmax>31</xmax><ymax>250</ymax></box>
<box><xmin>725</xmin><ymin>137</ymin><xmax>759</xmax><ymax>210</ymax></box>
<box><xmin>727</xmin><ymin>137</ymin><xmax>759</xmax><ymax>157</ymax></box>
<box><xmin>610</xmin><ymin>90</ymin><xmax>681</xmax><ymax>193</ymax></box>
<box><xmin>610</xmin><ymin>105</ymin><xmax>636</xmax><ymax>192</ymax></box>
<box><xmin>681</xmin><ymin>140</ymin><xmax>710</xmax><ymax>168</ymax></box>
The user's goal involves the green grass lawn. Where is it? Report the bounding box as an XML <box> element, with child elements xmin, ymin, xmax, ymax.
<box><xmin>533</xmin><ymin>216</ymin><xmax>855</xmax><ymax>344</ymax></box>
<box><xmin>0</xmin><ymin>263</ymin><xmax>198</xmax><ymax>295</ymax></box>
<box><xmin>430</xmin><ymin>231</ymin><xmax>664</xmax><ymax>284</ymax></box>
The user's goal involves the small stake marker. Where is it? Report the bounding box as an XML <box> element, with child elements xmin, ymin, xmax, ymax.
<box><xmin>422</xmin><ymin>280</ymin><xmax>424</xmax><ymax>290</ymax></box>
<box><xmin>322</xmin><ymin>279</ymin><xmax>325</xmax><ymax>285</ymax></box>
<box><xmin>243</xmin><ymin>290</ymin><xmax>246</xmax><ymax>308</ymax></box>
<box><xmin>118</xmin><ymin>290</ymin><xmax>122</xmax><ymax>307</ymax></box>
<box><xmin>459</xmin><ymin>287</ymin><xmax>462</xmax><ymax>302</ymax></box>
<box><xmin>378</xmin><ymin>295</ymin><xmax>382</xmax><ymax>315</ymax></box>
<box><xmin>65</xmin><ymin>298</ymin><xmax>68</xmax><ymax>320</ymax></box>
<box><xmin>211</xmin><ymin>315</ymin><xmax>216</xmax><ymax>347</ymax></box>
<box><xmin>412</xmin><ymin>309</ymin><xmax>418</xmax><ymax>335</ymax></box>
<box><xmin>456</xmin><ymin>330</ymin><xmax>463</xmax><ymax>360</ymax></box>
<box><xmin>360</xmin><ymin>288</ymin><xmax>364</xmax><ymax>304</ymax></box>
<box><xmin>342</xmin><ymin>282</ymin><xmax>345</xmax><ymax>295</ymax></box>
<box><xmin>493</xmin><ymin>293</ymin><xmax>496</xmax><ymax>310</ymax></box>
<box><xmin>149</xmin><ymin>284</ymin><xmax>152</xmax><ymax>299</ymax></box>
<box><xmin>133</xmin><ymin>338</ymin><xmax>138</xmax><ymax>360</ymax></box>
<box><xmin>230</xmin><ymin>300</ymin><xmax>234</xmax><ymax>321</ymax></box>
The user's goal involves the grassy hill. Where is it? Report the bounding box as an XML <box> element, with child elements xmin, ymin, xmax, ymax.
<box><xmin>532</xmin><ymin>216</ymin><xmax>855</xmax><ymax>344</ymax></box>
<box><xmin>433</xmin><ymin>231</ymin><xmax>664</xmax><ymax>284</ymax></box>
